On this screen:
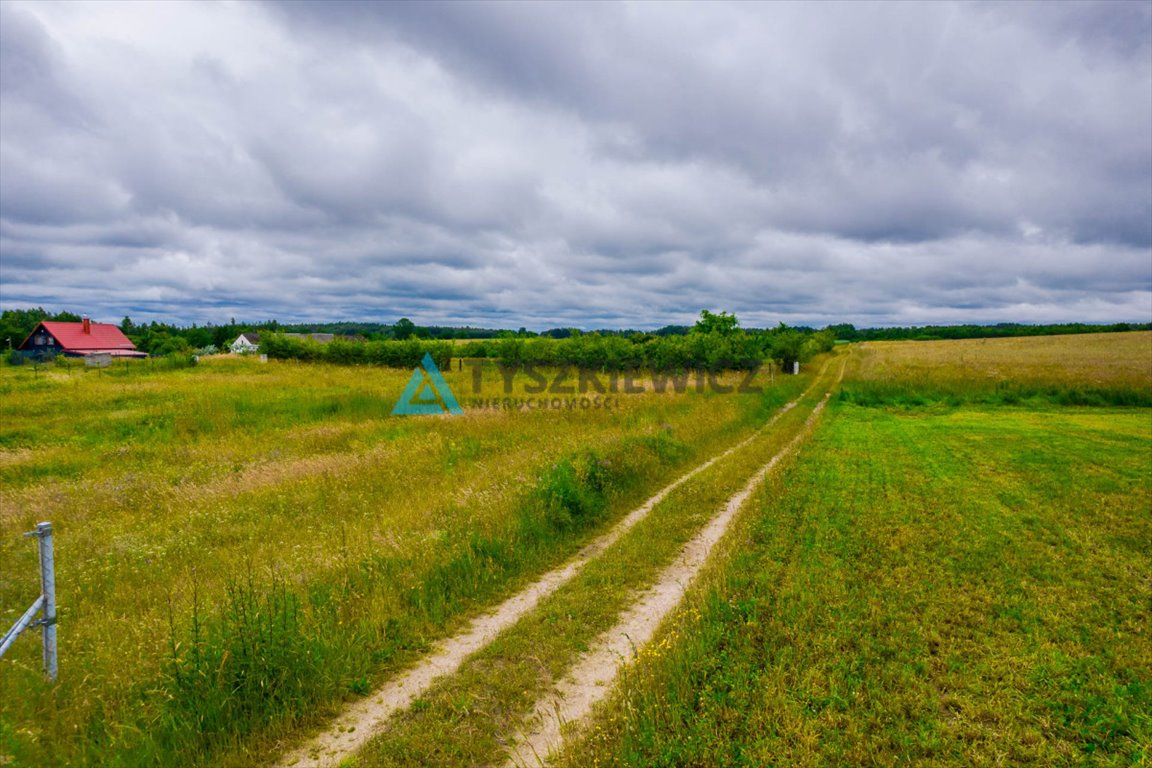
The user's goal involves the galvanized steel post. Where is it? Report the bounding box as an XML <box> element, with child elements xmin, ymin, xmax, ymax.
<box><xmin>0</xmin><ymin>521</ymin><xmax>57</xmax><ymax>681</ymax></box>
<box><xmin>37</xmin><ymin>522</ymin><xmax>58</xmax><ymax>682</ymax></box>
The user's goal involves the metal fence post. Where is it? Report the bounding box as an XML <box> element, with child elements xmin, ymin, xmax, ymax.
<box><xmin>0</xmin><ymin>521</ymin><xmax>57</xmax><ymax>681</ymax></box>
<box><xmin>37</xmin><ymin>522</ymin><xmax>58</xmax><ymax>682</ymax></box>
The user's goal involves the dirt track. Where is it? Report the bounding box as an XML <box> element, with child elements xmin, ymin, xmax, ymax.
<box><xmin>504</xmin><ymin>386</ymin><xmax>837</xmax><ymax>767</ymax></box>
<box><xmin>273</xmin><ymin>359</ymin><xmax>842</xmax><ymax>768</ymax></box>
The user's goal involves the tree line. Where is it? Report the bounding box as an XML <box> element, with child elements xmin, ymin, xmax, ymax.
<box><xmin>257</xmin><ymin>311</ymin><xmax>834</xmax><ymax>372</ymax></box>
<box><xmin>826</xmin><ymin>321</ymin><xmax>1150</xmax><ymax>342</ymax></box>
<box><xmin>3</xmin><ymin>307</ymin><xmax>1147</xmax><ymax>368</ymax></box>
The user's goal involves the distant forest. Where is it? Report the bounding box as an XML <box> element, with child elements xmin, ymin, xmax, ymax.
<box><xmin>1</xmin><ymin>306</ymin><xmax>1148</xmax><ymax>358</ymax></box>
<box><xmin>823</xmin><ymin>322</ymin><xmax>1150</xmax><ymax>342</ymax></box>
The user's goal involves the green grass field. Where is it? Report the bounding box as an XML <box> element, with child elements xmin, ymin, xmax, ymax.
<box><xmin>561</xmin><ymin>341</ymin><xmax>1152</xmax><ymax>767</ymax></box>
<box><xmin>2</xmin><ymin>332</ymin><xmax>1149</xmax><ymax>768</ymax></box>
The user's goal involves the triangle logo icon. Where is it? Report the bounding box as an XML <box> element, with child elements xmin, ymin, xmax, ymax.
<box><xmin>392</xmin><ymin>353</ymin><xmax>463</xmax><ymax>416</ymax></box>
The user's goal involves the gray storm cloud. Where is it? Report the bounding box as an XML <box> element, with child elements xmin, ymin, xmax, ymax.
<box><xmin>0</xmin><ymin>0</ymin><xmax>1149</xmax><ymax>328</ymax></box>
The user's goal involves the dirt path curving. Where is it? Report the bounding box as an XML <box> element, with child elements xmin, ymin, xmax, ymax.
<box><xmin>503</xmin><ymin>382</ymin><xmax>838</xmax><ymax>768</ymax></box>
<box><xmin>272</xmin><ymin>370</ymin><xmax>831</xmax><ymax>768</ymax></box>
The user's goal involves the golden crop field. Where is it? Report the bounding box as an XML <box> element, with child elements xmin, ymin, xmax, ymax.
<box><xmin>841</xmin><ymin>331</ymin><xmax>1152</xmax><ymax>407</ymax></box>
<box><xmin>851</xmin><ymin>330</ymin><xmax>1152</xmax><ymax>387</ymax></box>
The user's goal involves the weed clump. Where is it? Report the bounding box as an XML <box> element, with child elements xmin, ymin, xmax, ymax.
<box><xmin>531</xmin><ymin>451</ymin><xmax>610</xmax><ymax>531</ymax></box>
<box><xmin>160</xmin><ymin>576</ymin><xmax>330</xmax><ymax>753</ymax></box>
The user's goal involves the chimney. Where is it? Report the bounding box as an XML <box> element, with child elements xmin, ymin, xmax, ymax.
<box><xmin>82</xmin><ymin>316</ymin><xmax>91</xmax><ymax>334</ymax></box>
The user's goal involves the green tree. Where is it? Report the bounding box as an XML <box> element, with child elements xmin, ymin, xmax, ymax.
<box><xmin>393</xmin><ymin>318</ymin><xmax>416</xmax><ymax>340</ymax></box>
<box><xmin>826</xmin><ymin>323</ymin><xmax>857</xmax><ymax>341</ymax></box>
<box><xmin>0</xmin><ymin>308</ymin><xmax>49</xmax><ymax>348</ymax></box>
<box><xmin>693</xmin><ymin>309</ymin><xmax>740</xmax><ymax>336</ymax></box>
<box><xmin>767</xmin><ymin>323</ymin><xmax>807</xmax><ymax>370</ymax></box>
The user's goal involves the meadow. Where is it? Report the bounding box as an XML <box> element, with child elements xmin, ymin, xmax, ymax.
<box><xmin>561</xmin><ymin>333</ymin><xmax>1151</xmax><ymax>767</ymax></box>
<box><xmin>0</xmin><ymin>354</ymin><xmax>802</xmax><ymax>766</ymax></box>
<box><xmin>2</xmin><ymin>331</ymin><xmax>1149</xmax><ymax>768</ymax></box>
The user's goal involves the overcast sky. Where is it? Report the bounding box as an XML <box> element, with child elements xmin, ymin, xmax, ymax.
<box><xmin>1</xmin><ymin>1</ymin><xmax>1149</xmax><ymax>329</ymax></box>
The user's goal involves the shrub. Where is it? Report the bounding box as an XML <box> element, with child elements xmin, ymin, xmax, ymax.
<box><xmin>159</xmin><ymin>352</ymin><xmax>198</xmax><ymax>370</ymax></box>
<box><xmin>529</xmin><ymin>451</ymin><xmax>609</xmax><ymax>532</ymax></box>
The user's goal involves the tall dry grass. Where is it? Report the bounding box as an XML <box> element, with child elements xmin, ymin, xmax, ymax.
<box><xmin>0</xmin><ymin>354</ymin><xmax>801</xmax><ymax>766</ymax></box>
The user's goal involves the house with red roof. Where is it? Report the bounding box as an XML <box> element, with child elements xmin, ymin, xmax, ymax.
<box><xmin>17</xmin><ymin>317</ymin><xmax>147</xmax><ymax>359</ymax></box>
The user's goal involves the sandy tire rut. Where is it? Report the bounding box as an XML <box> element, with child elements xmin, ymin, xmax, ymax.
<box><xmin>274</xmin><ymin>359</ymin><xmax>843</xmax><ymax>768</ymax></box>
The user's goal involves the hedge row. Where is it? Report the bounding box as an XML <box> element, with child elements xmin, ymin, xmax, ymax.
<box><xmin>458</xmin><ymin>329</ymin><xmax>834</xmax><ymax>371</ymax></box>
<box><xmin>261</xmin><ymin>329</ymin><xmax>835</xmax><ymax>372</ymax></box>
<box><xmin>260</xmin><ymin>335</ymin><xmax>453</xmax><ymax>369</ymax></box>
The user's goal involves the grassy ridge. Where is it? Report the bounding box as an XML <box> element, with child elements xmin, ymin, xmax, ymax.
<box><xmin>561</xmin><ymin>404</ymin><xmax>1152</xmax><ymax>767</ymax></box>
<box><xmin>0</xmin><ymin>356</ymin><xmax>804</xmax><ymax>766</ymax></box>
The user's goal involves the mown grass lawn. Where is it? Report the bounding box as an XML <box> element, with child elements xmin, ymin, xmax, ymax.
<box><xmin>563</xmin><ymin>404</ymin><xmax>1152</xmax><ymax>767</ymax></box>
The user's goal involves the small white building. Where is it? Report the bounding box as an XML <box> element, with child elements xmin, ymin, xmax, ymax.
<box><xmin>230</xmin><ymin>333</ymin><xmax>261</xmax><ymax>354</ymax></box>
